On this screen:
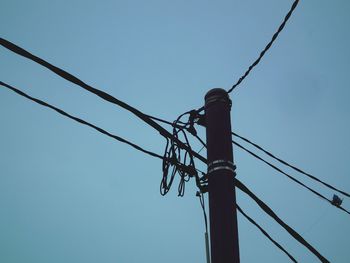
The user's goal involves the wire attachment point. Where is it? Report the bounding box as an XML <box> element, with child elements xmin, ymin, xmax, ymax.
<box><xmin>208</xmin><ymin>160</ymin><xmax>236</xmax><ymax>175</ymax></box>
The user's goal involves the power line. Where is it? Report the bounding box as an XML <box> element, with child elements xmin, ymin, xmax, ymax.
<box><xmin>145</xmin><ymin>114</ymin><xmax>177</xmax><ymax>127</ymax></box>
<box><xmin>147</xmin><ymin>112</ymin><xmax>207</xmax><ymax>152</ymax></box>
<box><xmin>236</xmin><ymin>204</ymin><xmax>297</xmax><ymax>263</ymax></box>
<box><xmin>227</xmin><ymin>0</ymin><xmax>300</xmax><ymax>93</ymax></box>
<box><xmin>197</xmin><ymin>191</ymin><xmax>209</xmax><ymax>234</ymax></box>
<box><xmin>148</xmin><ymin>113</ymin><xmax>350</xmax><ymax>214</ymax></box>
<box><xmin>178</xmin><ymin>129</ymin><xmax>329</xmax><ymax>261</ymax></box>
<box><xmin>141</xmin><ymin>113</ymin><xmax>350</xmax><ymax>214</ymax></box>
<box><xmin>146</xmin><ymin>111</ymin><xmax>208</xmax><ymax>196</ymax></box>
<box><xmin>0</xmin><ymin>38</ymin><xmax>208</xmax><ymax>195</ymax></box>
<box><xmin>2</xmin><ymin>29</ymin><xmax>208</xmax><ymax>196</ymax></box>
<box><xmin>0</xmin><ymin>32</ymin><xmax>334</xmax><ymax>261</ymax></box>
<box><xmin>170</xmin><ymin>118</ymin><xmax>349</xmax><ymax>215</ymax></box>
<box><xmin>0</xmin><ymin>37</ymin><xmax>206</xmax><ymax>165</ymax></box>
<box><xmin>235</xmin><ymin>179</ymin><xmax>330</xmax><ymax>263</ymax></box>
<box><xmin>188</xmin><ymin>131</ymin><xmax>331</xmax><ymax>261</ymax></box>
<box><xmin>233</xmin><ymin>140</ymin><xmax>350</xmax><ymax>215</ymax></box>
<box><xmin>233</xmin><ymin>131</ymin><xmax>350</xmax><ymax>198</ymax></box>
<box><xmin>0</xmin><ymin>81</ymin><xmax>163</xmax><ymax>160</ymax></box>
<box><xmin>161</xmin><ymin>111</ymin><xmax>193</xmax><ymax>196</ymax></box>
<box><xmin>1</xmin><ymin>79</ymin><xmax>331</xmax><ymax>262</ymax></box>
<box><xmin>0</xmin><ymin>80</ymin><xmax>206</xmax><ymax>197</ymax></box>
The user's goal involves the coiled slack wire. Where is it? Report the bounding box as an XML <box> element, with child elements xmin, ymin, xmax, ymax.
<box><xmin>160</xmin><ymin>111</ymin><xmax>198</xmax><ymax>196</ymax></box>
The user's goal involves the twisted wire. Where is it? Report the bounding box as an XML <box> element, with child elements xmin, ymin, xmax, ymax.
<box><xmin>228</xmin><ymin>0</ymin><xmax>300</xmax><ymax>93</ymax></box>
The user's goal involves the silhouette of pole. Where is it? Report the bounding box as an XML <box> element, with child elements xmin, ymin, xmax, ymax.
<box><xmin>205</xmin><ymin>88</ymin><xmax>240</xmax><ymax>263</ymax></box>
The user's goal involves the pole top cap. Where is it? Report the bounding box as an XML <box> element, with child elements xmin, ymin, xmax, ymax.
<box><xmin>205</xmin><ymin>88</ymin><xmax>230</xmax><ymax>107</ymax></box>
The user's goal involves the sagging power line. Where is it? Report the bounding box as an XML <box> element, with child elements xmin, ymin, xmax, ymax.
<box><xmin>0</xmin><ymin>81</ymin><xmax>163</xmax><ymax>160</ymax></box>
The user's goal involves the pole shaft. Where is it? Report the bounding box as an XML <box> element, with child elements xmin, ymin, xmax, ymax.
<box><xmin>205</xmin><ymin>88</ymin><xmax>240</xmax><ymax>263</ymax></box>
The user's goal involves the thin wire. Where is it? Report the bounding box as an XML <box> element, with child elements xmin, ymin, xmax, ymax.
<box><xmin>0</xmin><ymin>81</ymin><xmax>164</xmax><ymax>160</ymax></box>
<box><xmin>197</xmin><ymin>192</ymin><xmax>209</xmax><ymax>233</ymax></box>
<box><xmin>145</xmin><ymin>114</ymin><xmax>175</xmax><ymax>126</ymax></box>
<box><xmin>161</xmin><ymin>111</ymin><xmax>199</xmax><ymax>196</ymax></box>
<box><xmin>302</xmin><ymin>206</ymin><xmax>330</xmax><ymax>237</ymax></box>
<box><xmin>147</xmin><ymin>113</ymin><xmax>207</xmax><ymax>155</ymax></box>
<box><xmin>228</xmin><ymin>0</ymin><xmax>300</xmax><ymax>93</ymax></box>
<box><xmin>197</xmin><ymin>145</ymin><xmax>206</xmax><ymax>154</ymax></box>
<box><xmin>233</xmin><ymin>131</ymin><xmax>350</xmax><ymax>198</ymax></box>
<box><xmin>236</xmin><ymin>204</ymin><xmax>298</xmax><ymax>263</ymax></box>
<box><xmin>0</xmin><ymin>37</ymin><xmax>206</xmax><ymax>164</ymax></box>
<box><xmin>194</xmin><ymin>133</ymin><xmax>207</xmax><ymax>149</ymax></box>
<box><xmin>233</xmin><ymin>140</ymin><xmax>350</xmax><ymax>215</ymax></box>
<box><xmin>197</xmin><ymin>192</ymin><xmax>211</xmax><ymax>263</ymax></box>
<box><xmin>235</xmin><ymin>179</ymin><xmax>330</xmax><ymax>263</ymax></box>
<box><xmin>149</xmin><ymin>110</ymin><xmax>208</xmax><ymax>196</ymax></box>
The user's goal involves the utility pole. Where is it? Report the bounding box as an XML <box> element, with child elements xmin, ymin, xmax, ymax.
<box><xmin>205</xmin><ymin>88</ymin><xmax>240</xmax><ymax>263</ymax></box>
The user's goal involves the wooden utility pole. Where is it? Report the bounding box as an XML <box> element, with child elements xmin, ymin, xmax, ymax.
<box><xmin>205</xmin><ymin>88</ymin><xmax>240</xmax><ymax>263</ymax></box>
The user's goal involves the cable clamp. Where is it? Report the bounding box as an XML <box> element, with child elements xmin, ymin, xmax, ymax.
<box><xmin>207</xmin><ymin>159</ymin><xmax>236</xmax><ymax>176</ymax></box>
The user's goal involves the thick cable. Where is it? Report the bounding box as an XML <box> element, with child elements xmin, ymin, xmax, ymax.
<box><xmin>233</xmin><ymin>131</ymin><xmax>350</xmax><ymax>198</ymax></box>
<box><xmin>0</xmin><ymin>38</ymin><xmax>206</xmax><ymax>164</ymax></box>
<box><xmin>236</xmin><ymin>204</ymin><xmax>297</xmax><ymax>263</ymax></box>
<box><xmin>235</xmin><ymin>179</ymin><xmax>329</xmax><ymax>263</ymax></box>
<box><xmin>228</xmin><ymin>0</ymin><xmax>300</xmax><ymax>93</ymax></box>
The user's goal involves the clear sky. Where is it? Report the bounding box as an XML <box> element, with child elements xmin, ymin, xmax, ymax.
<box><xmin>1</xmin><ymin>0</ymin><xmax>350</xmax><ymax>262</ymax></box>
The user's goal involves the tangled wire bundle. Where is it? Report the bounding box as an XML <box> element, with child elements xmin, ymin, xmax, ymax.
<box><xmin>160</xmin><ymin>110</ymin><xmax>204</xmax><ymax>196</ymax></box>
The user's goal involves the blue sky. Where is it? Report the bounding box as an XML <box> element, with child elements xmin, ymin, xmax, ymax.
<box><xmin>1</xmin><ymin>0</ymin><xmax>350</xmax><ymax>262</ymax></box>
